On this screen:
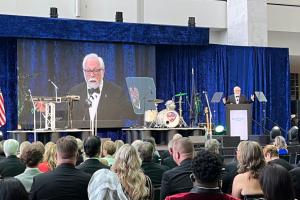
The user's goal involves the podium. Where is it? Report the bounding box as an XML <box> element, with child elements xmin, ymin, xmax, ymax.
<box><xmin>226</xmin><ymin>104</ymin><xmax>252</xmax><ymax>140</ymax></box>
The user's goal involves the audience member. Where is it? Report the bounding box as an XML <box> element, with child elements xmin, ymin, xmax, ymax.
<box><xmin>113</xmin><ymin>140</ymin><xmax>124</xmax><ymax>158</ymax></box>
<box><xmin>142</xmin><ymin>137</ymin><xmax>160</xmax><ymax>163</ymax></box>
<box><xmin>289</xmin><ymin>164</ymin><xmax>300</xmax><ymax>199</ymax></box>
<box><xmin>15</xmin><ymin>145</ymin><xmax>43</xmax><ymax>192</ymax></box>
<box><xmin>102</xmin><ymin>141</ymin><xmax>116</xmax><ymax>166</ymax></box>
<box><xmin>88</xmin><ymin>169</ymin><xmax>128</xmax><ymax>200</ymax></box>
<box><xmin>173</xmin><ymin>133</ymin><xmax>183</xmax><ymax>140</ymax></box>
<box><xmin>274</xmin><ymin>136</ymin><xmax>288</xmax><ymax>154</ymax></box>
<box><xmin>38</xmin><ymin>143</ymin><xmax>57</xmax><ymax>172</ymax></box>
<box><xmin>161</xmin><ymin>134</ymin><xmax>182</xmax><ymax>160</ymax></box>
<box><xmin>263</xmin><ymin>145</ymin><xmax>293</xmax><ymax>171</ymax></box>
<box><xmin>112</xmin><ymin>144</ymin><xmax>154</xmax><ymax>200</ymax></box>
<box><xmin>76</xmin><ymin>138</ymin><xmax>84</xmax><ymax>166</ymax></box>
<box><xmin>17</xmin><ymin>141</ymin><xmax>31</xmax><ymax>158</ymax></box>
<box><xmin>205</xmin><ymin>139</ymin><xmax>224</xmax><ymax>164</ymax></box>
<box><xmin>222</xmin><ymin>141</ymin><xmax>245</xmax><ymax>194</ymax></box>
<box><xmin>0</xmin><ymin>178</ymin><xmax>29</xmax><ymax>200</ymax></box>
<box><xmin>131</xmin><ymin>139</ymin><xmax>143</xmax><ymax>151</ymax></box>
<box><xmin>138</xmin><ymin>142</ymin><xmax>170</xmax><ymax>187</ymax></box>
<box><xmin>160</xmin><ymin>137</ymin><xmax>194</xmax><ymax>200</ymax></box>
<box><xmin>0</xmin><ymin>139</ymin><xmax>26</xmax><ymax>178</ymax></box>
<box><xmin>76</xmin><ymin>136</ymin><xmax>109</xmax><ymax>175</ymax></box>
<box><xmin>260</xmin><ymin>163</ymin><xmax>294</xmax><ymax>200</ymax></box>
<box><xmin>165</xmin><ymin>150</ymin><xmax>240</xmax><ymax>200</ymax></box>
<box><xmin>0</xmin><ymin>141</ymin><xmax>5</xmax><ymax>161</ymax></box>
<box><xmin>29</xmin><ymin>136</ymin><xmax>91</xmax><ymax>200</ymax></box>
<box><xmin>44</xmin><ymin>141</ymin><xmax>54</xmax><ymax>149</ymax></box>
<box><xmin>161</xmin><ymin>139</ymin><xmax>178</xmax><ymax>169</ymax></box>
<box><xmin>232</xmin><ymin>141</ymin><xmax>265</xmax><ymax>199</ymax></box>
<box><xmin>32</xmin><ymin>141</ymin><xmax>45</xmax><ymax>155</ymax></box>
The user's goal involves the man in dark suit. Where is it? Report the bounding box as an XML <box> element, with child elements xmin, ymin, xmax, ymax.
<box><xmin>138</xmin><ymin>142</ymin><xmax>170</xmax><ymax>187</ymax></box>
<box><xmin>160</xmin><ymin>138</ymin><xmax>194</xmax><ymax>200</ymax></box>
<box><xmin>29</xmin><ymin>136</ymin><xmax>91</xmax><ymax>200</ymax></box>
<box><xmin>222</xmin><ymin>86</ymin><xmax>254</xmax><ymax>104</ymax></box>
<box><xmin>0</xmin><ymin>139</ymin><xmax>26</xmax><ymax>178</ymax></box>
<box><xmin>290</xmin><ymin>167</ymin><xmax>300</xmax><ymax>200</ymax></box>
<box><xmin>76</xmin><ymin>136</ymin><xmax>110</xmax><ymax>175</ymax></box>
<box><xmin>161</xmin><ymin>139</ymin><xmax>178</xmax><ymax>169</ymax></box>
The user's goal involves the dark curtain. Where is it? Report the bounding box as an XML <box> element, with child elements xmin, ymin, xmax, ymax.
<box><xmin>0</xmin><ymin>38</ymin><xmax>18</xmax><ymax>139</ymax></box>
<box><xmin>156</xmin><ymin>44</ymin><xmax>290</xmax><ymax>137</ymax></box>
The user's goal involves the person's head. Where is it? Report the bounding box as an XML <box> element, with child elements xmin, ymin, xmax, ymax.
<box><xmin>205</xmin><ymin>139</ymin><xmax>220</xmax><ymax>154</ymax></box>
<box><xmin>191</xmin><ymin>150</ymin><xmax>223</xmax><ymax>188</ymax></box>
<box><xmin>111</xmin><ymin>144</ymin><xmax>147</xmax><ymax>200</ymax></box>
<box><xmin>56</xmin><ymin>135</ymin><xmax>78</xmax><ymax>165</ymax></box>
<box><xmin>114</xmin><ymin>140</ymin><xmax>124</xmax><ymax>155</ymax></box>
<box><xmin>32</xmin><ymin>141</ymin><xmax>45</xmax><ymax>155</ymax></box>
<box><xmin>238</xmin><ymin>141</ymin><xmax>266</xmax><ymax>179</ymax></box>
<box><xmin>138</xmin><ymin>142</ymin><xmax>154</xmax><ymax>162</ymax></box>
<box><xmin>20</xmin><ymin>144</ymin><xmax>43</xmax><ymax>168</ymax></box>
<box><xmin>131</xmin><ymin>140</ymin><xmax>143</xmax><ymax>151</ymax></box>
<box><xmin>82</xmin><ymin>53</ymin><xmax>105</xmax><ymax>89</ymax></box>
<box><xmin>142</xmin><ymin>137</ymin><xmax>156</xmax><ymax>151</ymax></box>
<box><xmin>84</xmin><ymin>136</ymin><xmax>101</xmax><ymax>158</ymax></box>
<box><xmin>259</xmin><ymin>163</ymin><xmax>295</xmax><ymax>200</ymax></box>
<box><xmin>168</xmin><ymin>139</ymin><xmax>175</xmax><ymax>155</ymax></box>
<box><xmin>173</xmin><ymin>137</ymin><xmax>194</xmax><ymax>165</ymax></box>
<box><xmin>43</xmin><ymin>143</ymin><xmax>57</xmax><ymax>170</ymax></box>
<box><xmin>233</xmin><ymin>86</ymin><xmax>241</xmax><ymax>95</ymax></box>
<box><xmin>103</xmin><ymin>141</ymin><xmax>116</xmax><ymax>157</ymax></box>
<box><xmin>0</xmin><ymin>178</ymin><xmax>29</xmax><ymax>200</ymax></box>
<box><xmin>3</xmin><ymin>139</ymin><xmax>19</xmax><ymax>157</ymax></box>
<box><xmin>45</xmin><ymin>141</ymin><xmax>54</xmax><ymax>149</ymax></box>
<box><xmin>76</xmin><ymin>138</ymin><xmax>83</xmax><ymax>151</ymax></box>
<box><xmin>291</xmin><ymin>114</ymin><xmax>298</xmax><ymax>123</ymax></box>
<box><xmin>263</xmin><ymin>145</ymin><xmax>279</xmax><ymax>162</ymax></box>
<box><xmin>236</xmin><ymin>141</ymin><xmax>246</xmax><ymax>159</ymax></box>
<box><xmin>274</xmin><ymin>136</ymin><xmax>287</xmax><ymax>150</ymax></box>
<box><xmin>19</xmin><ymin>141</ymin><xmax>31</xmax><ymax>155</ymax></box>
<box><xmin>173</xmin><ymin>133</ymin><xmax>182</xmax><ymax>140</ymax></box>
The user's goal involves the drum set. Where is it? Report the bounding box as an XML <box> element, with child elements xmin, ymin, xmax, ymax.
<box><xmin>144</xmin><ymin>93</ymin><xmax>188</xmax><ymax>128</ymax></box>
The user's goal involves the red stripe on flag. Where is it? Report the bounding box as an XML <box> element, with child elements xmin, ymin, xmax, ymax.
<box><xmin>0</xmin><ymin>92</ymin><xmax>6</xmax><ymax>127</ymax></box>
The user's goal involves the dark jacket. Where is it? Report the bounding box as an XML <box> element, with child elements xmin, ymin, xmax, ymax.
<box><xmin>161</xmin><ymin>156</ymin><xmax>178</xmax><ymax>169</ymax></box>
<box><xmin>224</xmin><ymin>94</ymin><xmax>253</xmax><ymax>104</ymax></box>
<box><xmin>160</xmin><ymin>159</ymin><xmax>193</xmax><ymax>200</ymax></box>
<box><xmin>290</xmin><ymin>167</ymin><xmax>300</xmax><ymax>200</ymax></box>
<box><xmin>161</xmin><ymin>150</ymin><xmax>171</xmax><ymax>161</ymax></box>
<box><xmin>141</xmin><ymin>161</ymin><xmax>170</xmax><ymax>187</ymax></box>
<box><xmin>0</xmin><ymin>155</ymin><xmax>26</xmax><ymax>178</ymax></box>
<box><xmin>222</xmin><ymin>161</ymin><xmax>239</xmax><ymax>194</ymax></box>
<box><xmin>76</xmin><ymin>150</ymin><xmax>84</xmax><ymax>166</ymax></box>
<box><xmin>0</xmin><ymin>150</ymin><xmax>5</xmax><ymax>161</ymax></box>
<box><xmin>29</xmin><ymin>163</ymin><xmax>91</xmax><ymax>200</ymax></box>
<box><xmin>76</xmin><ymin>158</ymin><xmax>110</xmax><ymax>176</ymax></box>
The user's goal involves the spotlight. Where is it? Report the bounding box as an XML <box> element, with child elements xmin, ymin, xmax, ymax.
<box><xmin>288</xmin><ymin>126</ymin><xmax>299</xmax><ymax>145</ymax></box>
<box><xmin>50</xmin><ymin>7</ymin><xmax>58</xmax><ymax>18</ymax></box>
<box><xmin>270</xmin><ymin>126</ymin><xmax>281</xmax><ymax>142</ymax></box>
<box><xmin>215</xmin><ymin>125</ymin><xmax>225</xmax><ymax>135</ymax></box>
<box><xmin>115</xmin><ymin>12</ymin><xmax>123</xmax><ymax>22</ymax></box>
<box><xmin>188</xmin><ymin>17</ymin><xmax>196</xmax><ymax>27</ymax></box>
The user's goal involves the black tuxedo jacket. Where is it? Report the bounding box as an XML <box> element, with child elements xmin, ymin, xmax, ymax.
<box><xmin>76</xmin><ymin>158</ymin><xmax>110</xmax><ymax>176</ymax></box>
<box><xmin>0</xmin><ymin>155</ymin><xmax>26</xmax><ymax>178</ymax></box>
<box><xmin>222</xmin><ymin>161</ymin><xmax>239</xmax><ymax>194</ymax></box>
<box><xmin>225</xmin><ymin>94</ymin><xmax>253</xmax><ymax>104</ymax></box>
<box><xmin>68</xmin><ymin>80</ymin><xmax>138</xmax><ymax>121</ymax></box>
<box><xmin>161</xmin><ymin>156</ymin><xmax>178</xmax><ymax>169</ymax></box>
<box><xmin>290</xmin><ymin>167</ymin><xmax>300</xmax><ymax>200</ymax></box>
<box><xmin>160</xmin><ymin>159</ymin><xmax>193</xmax><ymax>200</ymax></box>
<box><xmin>29</xmin><ymin>163</ymin><xmax>91</xmax><ymax>200</ymax></box>
<box><xmin>141</xmin><ymin>161</ymin><xmax>170</xmax><ymax>187</ymax></box>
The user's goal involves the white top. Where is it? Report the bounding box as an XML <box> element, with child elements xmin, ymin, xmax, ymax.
<box><xmin>87</xmin><ymin>79</ymin><xmax>103</xmax><ymax>120</ymax></box>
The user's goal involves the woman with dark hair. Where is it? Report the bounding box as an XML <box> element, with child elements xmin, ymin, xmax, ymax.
<box><xmin>259</xmin><ymin>163</ymin><xmax>294</xmax><ymax>200</ymax></box>
<box><xmin>0</xmin><ymin>178</ymin><xmax>29</xmax><ymax>200</ymax></box>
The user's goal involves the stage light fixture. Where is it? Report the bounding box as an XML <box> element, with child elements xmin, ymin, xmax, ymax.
<box><xmin>215</xmin><ymin>125</ymin><xmax>225</xmax><ymax>135</ymax></box>
<box><xmin>270</xmin><ymin>126</ymin><xmax>281</xmax><ymax>142</ymax></box>
<box><xmin>115</xmin><ymin>12</ymin><xmax>123</xmax><ymax>22</ymax></box>
<box><xmin>287</xmin><ymin>126</ymin><xmax>299</xmax><ymax>145</ymax></box>
<box><xmin>188</xmin><ymin>17</ymin><xmax>196</xmax><ymax>27</ymax></box>
<box><xmin>50</xmin><ymin>7</ymin><xmax>58</xmax><ymax>18</ymax></box>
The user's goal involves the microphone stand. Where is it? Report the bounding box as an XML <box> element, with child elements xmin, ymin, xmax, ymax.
<box><xmin>48</xmin><ymin>79</ymin><xmax>61</xmax><ymax>103</ymax></box>
<box><xmin>203</xmin><ymin>91</ymin><xmax>212</xmax><ymax>139</ymax></box>
<box><xmin>28</xmin><ymin>89</ymin><xmax>37</xmax><ymax>141</ymax></box>
<box><xmin>186</xmin><ymin>96</ymin><xmax>193</xmax><ymax>127</ymax></box>
<box><xmin>142</xmin><ymin>88</ymin><xmax>152</xmax><ymax>127</ymax></box>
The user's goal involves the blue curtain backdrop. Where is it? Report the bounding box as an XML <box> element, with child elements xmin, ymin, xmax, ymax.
<box><xmin>156</xmin><ymin>44</ymin><xmax>290</xmax><ymax>138</ymax></box>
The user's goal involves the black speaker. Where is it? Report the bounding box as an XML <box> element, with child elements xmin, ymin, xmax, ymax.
<box><xmin>212</xmin><ymin>135</ymin><xmax>240</xmax><ymax>147</ymax></box>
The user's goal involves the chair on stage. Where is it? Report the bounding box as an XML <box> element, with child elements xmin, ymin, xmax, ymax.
<box><xmin>279</xmin><ymin>154</ymin><xmax>291</xmax><ymax>163</ymax></box>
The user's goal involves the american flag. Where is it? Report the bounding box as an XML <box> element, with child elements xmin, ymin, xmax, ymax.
<box><xmin>0</xmin><ymin>89</ymin><xmax>6</xmax><ymax>127</ymax></box>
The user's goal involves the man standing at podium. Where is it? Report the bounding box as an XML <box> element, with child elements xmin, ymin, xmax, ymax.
<box><xmin>222</xmin><ymin>86</ymin><xmax>254</xmax><ymax>104</ymax></box>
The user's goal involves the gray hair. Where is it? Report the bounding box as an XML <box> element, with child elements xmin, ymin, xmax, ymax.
<box><xmin>3</xmin><ymin>139</ymin><xmax>19</xmax><ymax>156</ymax></box>
<box><xmin>138</xmin><ymin>142</ymin><xmax>154</xmax><ymax>162</ymax></box>
<box><xmin>76</xmin><ymin>138</ymin><xmax>83</xmax><ymax>149</ymax></box>
<box><xmin>274</xmin><ymin>136</ymin><xmax>287</xmax><ymax>149</ymax></box>
<box><xmin>82</xmin><ymin>53</ymin><xmax>105</xmax><ymax>70</ymax></box>
<box><xmin>234</xmin><ymin>86</ymin><xmax>241</xmax><ymax>91</ymax></box>
<box><xmin>173</xmin><ymin>133</ymin><xmax>182</xmax><ymax>140</ymax></box>
<box><xmin>237</xmin><ymin>141</ymin><xmax>246</xmax><ymax>151</ymax></box>
<box><xmin>168</xmin><ymin>139</ymin><xmax>175</xmax><ymax>149</ymax></box>
<box><xmin>131</xmin><ymin>140</ymin><xmax>143</xmax><ymax>151</ymax></box>
<box><xmin>205</xmin><ymin>139</ymin><xmax>219</xmax><ymax>153</ymax></box>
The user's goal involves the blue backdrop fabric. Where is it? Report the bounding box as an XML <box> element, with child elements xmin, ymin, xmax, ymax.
<box><xmin>0</xmin><ymin>15</ymin><xmax>209</xmax><ymax>46</ymax></box>
<box><xmin>156</xmin><ymin>44</ymin><xmax>290</xmax><ymax>138</ymax></box>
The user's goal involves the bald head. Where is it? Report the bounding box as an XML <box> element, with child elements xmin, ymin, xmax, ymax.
<box><xmin>173</xmin><ymin>133</ymin><xmax>182</xmax><ymax>140</ymax></box>
<box><xmin>173</xmin><ymin>137</ymin><xmax>194</xmax><ymax>165</ymax></box>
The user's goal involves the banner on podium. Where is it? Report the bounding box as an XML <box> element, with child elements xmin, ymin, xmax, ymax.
<box><xmin>230</xmin><ymin>110</ymin><xmax>248</xmax><ymax>140</ymax></box>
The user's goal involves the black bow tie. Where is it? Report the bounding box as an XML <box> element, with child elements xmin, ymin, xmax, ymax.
<box><xmin>88</xmin><ymin>88</ymin><xmax>100</xmax><ymax>94</ymax></box>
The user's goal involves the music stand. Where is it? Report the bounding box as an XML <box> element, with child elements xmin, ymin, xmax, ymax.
<box><xmin>211</xmin><ymin>92</ymin><xmax>223</xmax><ymax>127</ymax></box>
<box><xmin>255</xmin><ymin>91</ymin><xmax>267</xmax><ymax>135</ymax></box>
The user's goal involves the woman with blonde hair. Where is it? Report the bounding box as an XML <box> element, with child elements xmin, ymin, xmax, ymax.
<box><xmin>111</xmin><ymin>144</ymin><xmax>154</xmax><ymax>200</ymax></box>
<box><xmin>17</xmin><ymin>141</ymin><xmax>31</xmax><ymax>158</ymax></box>
<box><xmin>232</xmin><ymin>141</ymin><xmax>266</xmax><ymax>199</ymax></box>
<box><xmin>102</xmin><ymin>141</ymin><xmax>116</xmax><ymax>166</ymax></box>
<box><xmin>274</xmin><ymin>136</ymin><xmax>288</xmax><ymax>154</ymax></box>
<box><xmin>38</xmin><ymin>143</ymin><xmax>57</xmax><ymax>172</ymax></box>
<box><xmin>113</xmin><ymin>140</ymin><xmax>124</xmax><ymax>158</ymax></box>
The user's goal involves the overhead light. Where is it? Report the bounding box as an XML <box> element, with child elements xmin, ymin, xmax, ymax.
<box><xmin>215</xmin><ymin>125</ymin><xmax>225</xmax><ymax>135</ymax></box>
<box><xmin>115</xmin><ymin>12</ymin><xmax>123</xmax><ymax>22</ymax></box>
<box><xmin>50</xmin><ymin>7</ymin><xmax>58</xmax><ymax>18</ymax></box>
<box><xmin>188</xmin><ymin>17</ymin><xmax>196</xmax><ymax>27</ymax></box>
<box><xmin>288</xmin><ymin>126</ymin><xmax>299</xmax><ymax>145</ymax></box>
<box><xmin>270</xmin><ymin>126</ymin><xmax>281</xmax><ymax>142</ymax></box>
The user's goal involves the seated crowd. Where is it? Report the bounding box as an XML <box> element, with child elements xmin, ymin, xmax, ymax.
<box><xmin>0</xmin><ymin>133</ymin><xmax>299</xmax><ymax>200</ymax></box>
